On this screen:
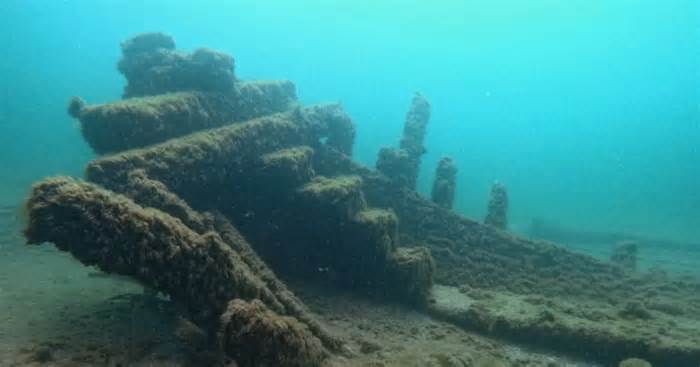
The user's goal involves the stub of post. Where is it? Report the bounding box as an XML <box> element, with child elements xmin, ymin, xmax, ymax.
<box><xmin>431</xmin><ymin>157</ymin><xmax>457</xmax><ymax>210</ymax></box>
<box><xmin>484</xmin><ymin>181</ymin><xmax>508</xmax><ymax>230</ymax></box>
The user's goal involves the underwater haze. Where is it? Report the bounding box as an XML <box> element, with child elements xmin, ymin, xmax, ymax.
<box><xmin>3</xmin><ymin>2</ymin><xmax>700</xmax><ymax>366</ymax></box>
<box><xmin>1</xmin><ymin>1</ymin><xmax>699</xmax><ymax>248</ymax></box>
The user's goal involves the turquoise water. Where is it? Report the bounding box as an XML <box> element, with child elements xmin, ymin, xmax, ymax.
<box><xmin>0</xmin><ymin>2</ymin><xmax>699</xmax><ymax>365</ymax></box>
<box><xmin>2</xmin><ymin>1</ymin><xmax>698</xmax><ymax>243</ymax></box>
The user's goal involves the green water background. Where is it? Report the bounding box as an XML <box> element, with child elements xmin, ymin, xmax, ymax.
<box><xmin>1</xmin><ymin>0</ymin><xmax>698</xmax><ymax>244</ymax></box>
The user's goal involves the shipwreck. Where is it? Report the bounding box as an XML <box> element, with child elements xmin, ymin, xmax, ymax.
<box><xmin>23</xmin><ymin>33</ymin><xmax>700</xmax><ymax>367</ymax></box>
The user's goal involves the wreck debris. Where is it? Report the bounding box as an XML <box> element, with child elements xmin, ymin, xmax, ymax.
<box><xmin>610</xmin><ymin>240</ymin><xmax>639</xmax><ymax>272</ymax></box>
<box><xmin>85</xmin><ymin>111</ymin><xmax>308</xmax><ymax>203</ymax></box>
<box><xmin>259</xmin><ymin>146</ymin><xmax>317</xmax><ymax>188</ymax></box>
<box><xmin>120</xmin><ymin>32</ymin><xmax>175</xmax><ymax>57</ymax></box>
<box><xmin>299</xmin><ymin>102</ymin><xmax>356</xmax><ymax>156</ymax></box>
<box><xmin>21</xmin><ymin>32</ymin><xmax>700</xmax><ymax>367</ymax></box>
<box><xmin>376</xmin><ymin>93</ymin><xmax>431</xmax><ymax>189</ymax></box>
<box><xmin>398</xmin><ymin>92</ymin><xmax>431</xmax><ymax>188</ymax></box>
<box><xmin>84</xmin><ymin>104</ymin><xmax>354</xmax><ymax>199</ymax></box>
<box><xmin>295</xmin><ymin>176</ymin><xmax>434</xmax><ymax>303</ymax></box>
<box><xmin>427</xmin><ymin>284</ymin><xmax>700</xmax><ymax>367</ymax></box>
<box><xmin>309</xmin><ymin>140</ymin><xmax>632</xmax><ymax>292</ymax></box>
<box><xmin>297</xmin><ymin>175</ymin><xmax>367</xmax><ymax>222</ymax></box>
<box><xmin>253</xmin><ymin>172</ymin><xmax>436</xmax><ymax>304</ymax></box>
<box><xmin>23</xmin><ymin>177</ymin><xmax>340</xmax><ymax>361</ymax></box>
<box><xmin>388</xmin><ymin>247</ymin><xmax>435</xmax><ymax>301</ymax></box>
<box><xmin>85</xmin><ymin>168</ymin><xmax>343</xmax><ymax>351</ymax></box>
<box><xmin>118</xmin><ymin>32</ymin><xmax>235</xmax><ymax>98</ymax></box>
<box><xmin>484</xmin><ymin>181</ymin><xmax>508</xmax><ymax>229</ymax></box>
<box><xmin>80</xmin><ymin>102</ymin><xmax>433</xmax><ymax>304</ymax></box>
<box><xmin>79</xmin><ymin>93</ymin><xmax>432</xmax><ymax>303</ymax></box>
<box><xmin>68</xmin><ymin>33</ymin><xmax>299</xmax><ymax>154</ymax></box>
<box><xmin>67</xmin><ymin>96</ymin><xmax>86</xmax><ymax>119</ymax></box>
<box><xmin>376</xmin><ymin>147</ymin><xmax>414</xmax><ymax>187</ymax></box>
<box><xmin>351</xmin><ymin>161</ymin><xmax>700</xmax><ymax>362</ymax></box>
<box><xmin>219</xmin><ymin>299</ymin><xmax>325</xmax><ymax>367</ymax></box>
<box><xmin>431</xmin><ymin>156</ymin><xmax>457</xmax><ymax>210</ymax></box>
<box><xmin>24</xmin><ymin>178</ymin><xmax>281</xmax><ymax>322</ymax></box>
<box><xmin>70</xmin><ymin>80</ymin><xmax>297</xmax><ymax>154</ymax></box>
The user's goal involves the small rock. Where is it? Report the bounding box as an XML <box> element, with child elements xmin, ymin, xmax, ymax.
<box><xmin>429</xmin><ymin>330</ymin><xmax>446</xmax><ymax>340</ymax></box>
<box><xmin>358</xmin><ymin>339</ymin><xmax>382</xmax><ymax>354</ymax></box>
<box><xmin>619</xmin><ymin>301</ymin><xmax>653</xmax><ymax>320</ymax></box>
<box><xmin>30</xmin><ymin>346</ymin><xmax>53</xmax><ymax>363</ymax></box>
<box><xmin>619</xmin><ymin>357</ymin><xmax>653</xmax><ymax>367</ymax></box>
<box><xmin>537</xmin><ymin>309</ymin><xmax>556</xmax><ymax>323</ymax></box>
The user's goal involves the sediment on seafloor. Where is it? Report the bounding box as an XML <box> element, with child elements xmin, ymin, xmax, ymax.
<box><xmin>428</xmin><ymin>285</ymin><xmax>700</xmax><ymax>367</ymax></box>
